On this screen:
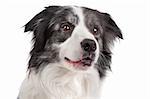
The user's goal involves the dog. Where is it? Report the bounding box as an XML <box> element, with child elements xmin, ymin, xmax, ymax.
<box><xmin>18</xmin><ymin>5</ymin><xmax>123</xmax><ymax>99</ymax></box>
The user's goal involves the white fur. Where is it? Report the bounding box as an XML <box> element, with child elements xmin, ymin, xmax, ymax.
<box><xmin>18</xmin><ymin>6</ymin><xmax>101</xmax><ymax>99</ymax></box>
<box><xmin>18</xmin><ymin>63</ymin><xmax>101</xmax><ymax>99</ymax></box>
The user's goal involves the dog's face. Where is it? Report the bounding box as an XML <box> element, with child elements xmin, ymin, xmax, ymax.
<box><xmin>25</xmin><ymin>6</ymin><xmax>122</xmax><ymax>76</ymax></box>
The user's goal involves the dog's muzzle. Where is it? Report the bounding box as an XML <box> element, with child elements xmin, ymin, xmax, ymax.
<box><xmin>64</xmin><ymin>39</ymin><xmax>97</xmax><ymax>67</ymax></box>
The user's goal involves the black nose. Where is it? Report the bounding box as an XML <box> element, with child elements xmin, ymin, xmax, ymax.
<box><xmin>81</xmin><ymin>39</ymin><xmax>97</xmax><ymax>52</ymax></box>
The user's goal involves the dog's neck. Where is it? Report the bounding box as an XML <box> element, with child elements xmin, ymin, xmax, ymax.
<box><xmin>19</xmin><ymin>63</ymin><xmax>101</xmax><ymax>99</ymax></box>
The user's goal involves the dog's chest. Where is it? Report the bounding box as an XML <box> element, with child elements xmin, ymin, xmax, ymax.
<box><xmin>46</xmin><ymin>75</ymin><xmax>90</xmax><ymax>98</ymax></box>
<box><xmin>39</xmin><ymin>67</ymin><xmax>100</xmax><ymax>99</ymax></box>
<box><xmin>19</xmin><ymin>66</ymin><xmax>101</xmax><ymax>99</ymax></box>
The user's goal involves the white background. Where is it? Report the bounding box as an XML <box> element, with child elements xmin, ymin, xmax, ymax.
<box><xmin>0</xmin><ymin>0</ymin><xmax>149</xmax><ymax>99</ymax></box>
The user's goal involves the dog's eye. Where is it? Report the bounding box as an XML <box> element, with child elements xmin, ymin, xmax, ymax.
<box><xmin>93</xmin><ymin>27</ymin><xmax>98</xmax><ymax>34</ymax></box>
<box><xmin>61</xmin><ymin>23</ymin><xmax>71</xmax><ymax>32</ymax></box>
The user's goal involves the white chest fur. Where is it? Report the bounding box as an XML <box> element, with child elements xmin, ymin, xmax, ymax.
<box><xmin>18</xmin><ymin>63</ymin><xmax>101</xmax><ymax>99</ymax></box>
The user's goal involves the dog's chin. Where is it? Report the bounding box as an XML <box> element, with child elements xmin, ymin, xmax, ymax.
<box><xmin>63</xmin><ymin>57</ymin><xmax>94</xmax><ymax>71</ymax></box>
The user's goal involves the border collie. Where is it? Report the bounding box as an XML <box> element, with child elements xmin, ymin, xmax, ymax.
<box><xmin>18</xmin><ymin>5</ymin><xmax>123</xmax><ymax>99</ymax></box>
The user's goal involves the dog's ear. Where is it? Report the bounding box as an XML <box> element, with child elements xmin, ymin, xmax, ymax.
<box><xmin>102</xmin><ymin>13</ymin><xmax>123</xmax><ymax>40</ymax></box>
<box><xmin>101</xmin><ymin>13</ymin><xmax>123</xmax><ymax>52</ymax></box>
<box><xmin>96</xmin><ymin>13</ymin><xmax>123</xmax><ymax>78</ymax></box>
<box><xmin>24</xmin><ymin>6</ymin><xmax>60</xmax><ymax>54</ymax></box>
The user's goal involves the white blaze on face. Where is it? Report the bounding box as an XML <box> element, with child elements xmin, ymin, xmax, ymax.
<box><xmin>59</xmin><ymin>6</ymin><xmax>100</xmax><ymax>66</ymax></box>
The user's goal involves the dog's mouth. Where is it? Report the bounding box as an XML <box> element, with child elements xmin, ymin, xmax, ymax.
<box><xmin>64</xmin><ymin>57</ymin><xmax>93</xmax><ymax>66</ymax></box>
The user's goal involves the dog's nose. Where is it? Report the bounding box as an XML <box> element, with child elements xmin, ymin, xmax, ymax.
<box><xmin>81</xmin><ymin>39</ymin><xmax>97</xmax><ymax>52</ymax></box>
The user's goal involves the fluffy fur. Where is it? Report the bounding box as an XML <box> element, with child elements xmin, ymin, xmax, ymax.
<box><xmin>18</xmin><ymin>5</ymin><xmax>123</xmax><ymax>99</ymax></box>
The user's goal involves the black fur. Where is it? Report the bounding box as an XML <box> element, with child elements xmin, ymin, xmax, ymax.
<box><xmin>98</xmin><ymin>12</ymin><xmax>123</xmax><ymax>77</ymax></box>
<box><xmin>25</xmin><ymin>6</ymin><xmax>62</xmax><ymax>70</ymax></box>
<box><xmin>24</xmin><ymin>6</ymin><xmax>61</xmax><ymax>53</ymax></box>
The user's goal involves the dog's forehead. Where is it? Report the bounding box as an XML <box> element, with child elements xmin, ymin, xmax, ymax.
<box><xmin>70</xmin><ymin>6</ymin><xmax>84</xmax><ymax>24</ymax></box>
<box><xmin>61</xmin><ymin>6</ymin><xmax>89</xmax><ymax>25</ymax></box>
<box><xmin>68</xmin><ymin>6</ymin><xmax>101</xmax><ymax>26</ymax></box>
<box><xmin>54</xmin><ymin>6</ymin><xmax>100</xmax><ymax>26</ymax></box>
<box><xmin>55</xmin><ymin>6</ymin><xmax>79</xmax><ymax>25</ymax></box>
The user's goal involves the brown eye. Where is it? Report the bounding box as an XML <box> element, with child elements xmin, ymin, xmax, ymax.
<box><xmin>61</xmin><ymin>24</ymin><xmax>71</xmax><ymax>32</ymax></box>
<box><xmin>93</xmin><ymin>27</ymin><xmax>98</xmax><ymax>34</ymax></box>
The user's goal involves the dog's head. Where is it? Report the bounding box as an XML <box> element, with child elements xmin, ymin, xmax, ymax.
<box><xmin>25</xmin><ymin>6</ymin><xmax>123</xmax><ymax>77</ymax></box>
